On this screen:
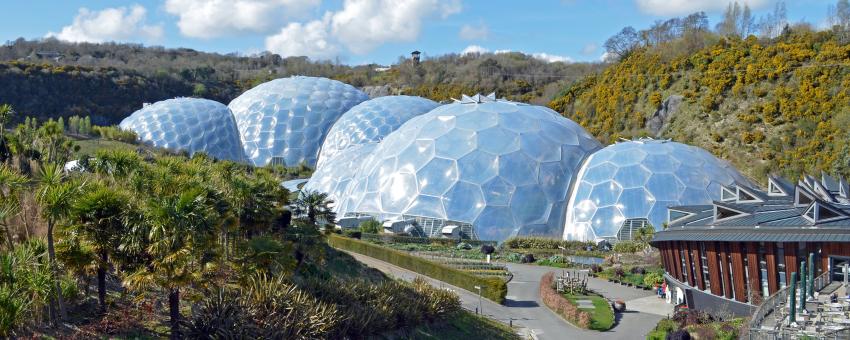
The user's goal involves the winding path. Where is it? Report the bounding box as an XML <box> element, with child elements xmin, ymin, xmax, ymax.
<box><xmin>344</xmin><ymin>251</ymin><xmax>672</xmax><ymax>339</ymax></box>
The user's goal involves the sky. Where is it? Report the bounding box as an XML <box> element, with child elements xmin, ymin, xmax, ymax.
<box><xmin>0</xmin><ymin>0</ymin><xmax>839</xmax><ymax>65</ymax></box>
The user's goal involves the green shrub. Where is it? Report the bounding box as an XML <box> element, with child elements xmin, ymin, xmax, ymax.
<box><xmin>503</xmin><ymin>237</ymin><xmax>593</xmax><ymax>250</ymax></box>
<box><xmin>327</xmin><ymin>234</ymin><xmax>507</xmax><ymax>303</ymax></box>
<box><xmin>644</xmin><ymin>272</ymin><xmax>663</xmax><ymax>287</ymax></box>
<box><xmin>359</xmin><ymin>220</ymin><xmax>381</xmax><ymax>234</ymax></box>
<box><xmin>613</xmin><ymin>241</ymin><xmax>646</xmax><ymax>253</ymax></box>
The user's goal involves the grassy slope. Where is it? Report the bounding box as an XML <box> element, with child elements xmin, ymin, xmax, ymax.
<box><xmin>403</xmin><ymin>310</ymin><xmax>521</xmax><ymax>340</ymax></box>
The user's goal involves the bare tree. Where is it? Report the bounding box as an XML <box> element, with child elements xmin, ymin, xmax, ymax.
<box><xmin>604</xmin><ymin>26</ymin><xmax>641</xmax><ymax>61</ymax></box>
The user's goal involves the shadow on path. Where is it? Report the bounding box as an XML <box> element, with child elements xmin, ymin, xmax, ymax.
<box><xmin>504</xmin><ymin>299</ymin><xmax>539</xmax><ymax>308</ymax></box>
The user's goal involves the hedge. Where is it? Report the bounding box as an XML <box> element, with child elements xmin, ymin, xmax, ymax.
<box><xmin>503</xmin><ymin>237</ymin><xmax>594</xmax><ymax>251</ymax></box>
<box><xmin>359</xmin><ymin>233</ymin><xmax>497</xmax><ymax>247</ymax></box>
<box><xmin>539</xmin><ymin>272</ymin><xmax>591</xmax><ymax>329</ymax></box>
<box><xmin>328</xmin><ymin>234</ymin><xmax>507</xmax><ymax>304</ymax></box>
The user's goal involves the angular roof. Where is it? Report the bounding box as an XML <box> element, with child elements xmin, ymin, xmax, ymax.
<box><xmin>652</xmin><ymin>173</ymin><xmax>850</xmax><ymax>244</ymax></box>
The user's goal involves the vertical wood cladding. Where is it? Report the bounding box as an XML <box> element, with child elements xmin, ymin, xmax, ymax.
<box><xmin>719</xmin><ymin>243</ymin><xmax>734</xmax><ymax>299</ymax></box>
<box><xmin>705</xmin><ymin>242</ymin><xmax>723</xmax><ymax>296</ymax></box>
<box><xmin>671</xmin><ymin>242</ymin><xmax>682</xmax><ymax>281</ymax></box>
<box><xmin>746</xmin><ymin>242</ymin><xmax>761</xmax><ymax>302</ymax></box>
<box><xmin>784</xmin><ymin>242</ymin><xmax>797</xmax><ymax>286</ymax></box>
<box><xmin>765</xmin><ymin>242</ymin><xmax>778</xmax><ymax>294</ymax></box>
<box><xmin>730</xmin><ymin>242</ymin><xmax>747</xmax><ymax>303</ymax></box>
<box><xmin>690</xmin><ymin>241</ymin><xmax>705</xmax><ymax>291</ymax></box>
<box><xmin>683</xmin><ymin>241</ymin><xmax>695</xmax><ymax>286</ymax></box>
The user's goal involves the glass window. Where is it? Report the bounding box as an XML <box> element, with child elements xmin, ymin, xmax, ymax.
<box><xmin>759</xmin><ymin>242</ymin><xmax>769</xmax><ymax>297</ymax></box>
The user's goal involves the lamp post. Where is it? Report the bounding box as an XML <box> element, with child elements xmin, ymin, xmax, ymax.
<box><xmin>474</xmin><ymin>285</ymin><xmax>482</xmax><ymax>315</ymax></box>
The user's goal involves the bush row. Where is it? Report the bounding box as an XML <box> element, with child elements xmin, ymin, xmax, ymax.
<box><xmin>539</xmin><ymin>272</ymin><xmax>592</xmax><ymax>329</ymax></box>
<box><xmin>502</xmin><ymin>237</ymin><xmax>594</xmax><ymax>251</ymax></box>
<box><xmin>328</xmin><ymin>234</ymin><xmax>507</xmax><ymax>303</ymax></box>
<box><xmin>359</xmin><ymin>233</ymin><xmax>497</xmax><ymax>247</ymax></box>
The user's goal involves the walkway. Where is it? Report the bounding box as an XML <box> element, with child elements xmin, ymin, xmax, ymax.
<box><xmin>345</xmin><ymin>251</ymin><xmax>672</xmax><ymax>340</ymax></box>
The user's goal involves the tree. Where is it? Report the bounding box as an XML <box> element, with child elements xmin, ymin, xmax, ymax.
<box><xmin>35</xmin><ymin>163</ymin><xmax>79</xmax><ymax>322</ymax></box>
<box><xmin>124</xmin><ymin>186</ymin><xmax>219</xmax><ymax>339</ymax></box>
<box><xmin>291</xmin><ymin>190</ymin><xmax>336</xmax><ymax>227</ymax></box>
<box><xmin>717</xmin><ymin>2</ymin><xmax>755</xmax><ymax>38</ymax></box>
<box><xmin>759</xmin><ymin>1</ymin><xmax>787</xmax><ymax>38</ymax></box>
<box><xmin>66</xmin><ymin>185</ymin><xmax>131</xmax><ymax>312</ymax></box>
<box><xmin>0</xmin><ymin>166</ymin><xmax>26</xmax><ymax>247</ymax></box>
<box><xmin>604</xmin><ymin>26</ymin><xmax>640</xmax><ymax>60</ymax></box>
<box><xmin>0</xmin><ymin>104</ymin><xmax>14</xmax><ymax>163</ymax></box>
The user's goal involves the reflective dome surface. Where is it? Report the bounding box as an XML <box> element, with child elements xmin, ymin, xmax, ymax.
<box><xmin>228</xmin><ymin>76</ymin><xmax>369</xmax><ymax>167</ymax></box>
<box><xmin>317</xmin><ymin>95</ymin><xmax>438</xmax><ymax>167</ymax></box>
<box><xmin>119</xmin><ymin>98</ymin><xmax>245</xmax><ymax>162</ymax></box>
<box><xmin>304</xmin><ymin>143</ymin><xmax>377</xmax><ymax>210</ymax></box>
<box><xmin>563</xmin><ymin>139</ymin><xmax>751</xmax><ymax>241</ymax></box>
<box><xmin>339</xmin><ymin>97</ymin><xmax>602</xmax><ymax>241</ymax></box>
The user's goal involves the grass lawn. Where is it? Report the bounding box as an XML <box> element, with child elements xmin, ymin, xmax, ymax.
<box><xmin>564</xmin><ymin>293</ymin><xmax>615</xmax><ymax>331</ymax></box>
<box><xmin>73</xmin><ymin>138</ymin><xmax>140</xmax><ymax>157</ymax></box>
<box><xmin>404</xmin><ymin>310</ymin><xmax>521</xmax><ymax>340</ymax></box>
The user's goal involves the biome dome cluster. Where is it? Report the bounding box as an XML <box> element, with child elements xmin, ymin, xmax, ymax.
<box><xmin>119</xmin><ymin>77</ymin><xmax>756</xmax><ymax>242</ymax></box>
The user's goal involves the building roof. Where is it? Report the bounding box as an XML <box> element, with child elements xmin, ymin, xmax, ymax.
<box><xmin>652</xmin><ymin>173</ymin><xmax>850</xmax><ymax>244</ymax></box>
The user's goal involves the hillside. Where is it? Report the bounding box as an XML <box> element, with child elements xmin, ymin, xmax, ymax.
<box><xmin>549</xmin><ymin>28</ymin><xmax>850</xmax><ymax>183</ymax></box>
<box><xmin>0</xmin><ymin>39</ymin><xmax>601</xmax><ymax>125</ymax></box>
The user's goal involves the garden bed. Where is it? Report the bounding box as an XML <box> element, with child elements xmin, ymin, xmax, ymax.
<box><xmin>563</xmin><ymin>293</ymin><xmax>615</xmax><ymax>331</ymax></box>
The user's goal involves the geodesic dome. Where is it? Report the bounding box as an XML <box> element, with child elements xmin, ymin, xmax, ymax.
<box><xmin>317</xmin><ymin>95</ymin><xmax>439</xmax><ymax>167</ymax></box>
<box><xmin>563</xmin><ymin>138</ymin><xmax>752</xmax><ymax>241</ymax></box>
<box><xmin>119</xmin><ymin>98</ymin><xmax>246</xmax><ymax>162</ymax></box>
<box><xmin>304</xmin><ymin>143</ymin><xmax>377</xmax><ymax>210</ymax></box>
<box><xmin>228</xmin><ymin>76</ymin><xmax>369</xmax><ymax>167</ymax></box>
<box><xmin>338</xmin><ymin>94</ymin><xmax>602</xmax><ymax>241</ymax></box>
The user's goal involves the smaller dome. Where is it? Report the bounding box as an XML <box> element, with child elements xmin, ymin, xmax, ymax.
<box><xmin>317</xmin><ymin>96</ymin><xmax>439</xmax><ymax>167</ymax></box>
<box><xmin>304</xmin><ymin>143</ymin><xmax>377</xmax><ymax>211</ymax></box>
<box><xmin>119</xmin><ymin>98</ymin><xmax>245</xmax><ymax>162</ymax></box>
<box><xmin>228</xmin><ymin>76</ymin><xmax>369</xmax><ymax>167</ymax></box>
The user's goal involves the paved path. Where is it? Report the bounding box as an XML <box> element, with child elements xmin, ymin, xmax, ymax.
<box><xmin>344</xmin><ymin>251</ymin><xmax>672</xmax><ymax>340</ymax></box>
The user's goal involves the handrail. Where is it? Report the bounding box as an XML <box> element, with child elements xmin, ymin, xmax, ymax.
<box><xmin>748</xmin><ymin>270</ymin><xmax>833</xmax><ymax>339</ymax></box>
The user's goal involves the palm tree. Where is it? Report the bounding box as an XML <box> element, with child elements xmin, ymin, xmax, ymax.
<box><xmin>0</xmin><ymin>166</ymin><xmax>26</xmax><ymax>248</ymax></box>
<box><xmin>291</xmin><ymin>190</ymin><xmax>335</xmax><ymax>227</ymax></box>
<box><xmin>124</xmin><ymin>186</ymin><xmax>219</xmax><ymax>339</ymax></box>
<box><xmin>35</xmin><ymin>163</ymin><xmax>79</xmax><ymax>322</ymax></box>
<box><xmin>66</xmin><ymin>185</ymin><xmax>130</xmax><ymax>312</ymax></box>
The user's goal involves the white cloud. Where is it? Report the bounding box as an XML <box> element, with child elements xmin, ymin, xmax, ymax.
<box><xmin>265</xmin><ymin>0</ymin><xmax>461</xmax><ymax>59</ymax></box>
<box><xmin>165</xmin><ymin>0</ymin><xmax>320</xmax><ymax>39</ymax></box>
<box><xmin>461</xmin><ymin>45</ymin><xmax>489</xmax><ymax>54</ymax></box>
<box><xmin>459</xmin><ymin>22</ymin><xmax>489</xmax><ymax>40</ymax></box>
<box><xmin>531</xmin><ymin>52</ymin><xmax>573</xmax><ymax>63</ymax></box>
<box><xmin>331</xmin><ymin>0</ymin><xmax>462</xmax><ymax>54</ymax></box>
<box><xmin>47</xmin><ymin>5</ymin><xmax>162</xmax><ymax>43</ymax></box>
<box><xmin>265</xmin><ymin>16</ymin><xmax>339</xmax><ymax>59</ymax></box>
<box><xmin>635</xmin><ymin>0</ymin><xmax>769</xmax><ymax>16</ymax></box>
<box><xmin>461</xmin><ymin>45</ymin><xmax>572</xmax><ymax>63</ymax></box>
<box><xmin>580</xmin><ymin>43</ymin><xmax>598</xmax><ymax>56</ymax></box>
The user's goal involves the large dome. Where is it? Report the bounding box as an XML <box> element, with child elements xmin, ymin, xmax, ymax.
<box><xmin>304</xmin><ymin>143</ymin><xmax>377</xmax><ymax>209</ymax></box>
<box><xmin>338</xmin><ymin>95</ymin><xmax>602</xmax><ymax>241</ymax></box>
<box><xmin>563</xmin><ymin>138</ymin><xmax>751</xmax><ymax>241</ymax></box>
<box><xmin>228</xmin><ymin>76</ymin><xmax>368</xmax><ymax>167</ymax></box>
<box><xmin>317</xmin><ymin>95</ymin><xmax>439</xmax><ymax>167</ymax></box>
<box><xmin>119</xmin><ymin>98</ymin><xmax>245</xmax><ymax>162</ymax></box>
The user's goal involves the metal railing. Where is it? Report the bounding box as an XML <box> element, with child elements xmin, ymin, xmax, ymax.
<box><xmin>748</xmin><ymin>270</ymin><xmax>843</xmax><ymax>340</ymax></box>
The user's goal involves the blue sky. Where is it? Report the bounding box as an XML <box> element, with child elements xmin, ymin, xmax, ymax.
<box><xmin>0</xmin><ymin>1</ymin><xmax>838</xmax><ymax>65</ymax></box>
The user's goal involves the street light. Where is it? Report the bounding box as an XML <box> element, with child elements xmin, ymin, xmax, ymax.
<box><xmin>474</xmin><ymin>285</ymin><xmax>482</xmax><ymax>315</ymax></box>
